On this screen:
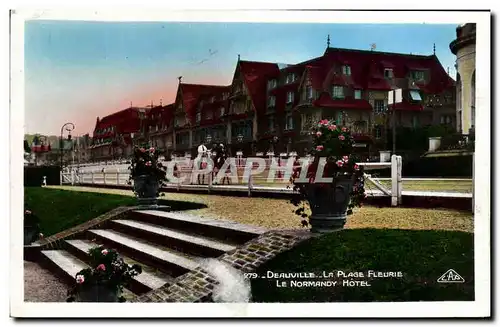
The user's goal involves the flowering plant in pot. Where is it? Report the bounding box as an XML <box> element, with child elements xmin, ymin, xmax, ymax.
<box><xmin>67</xmin><ymin>246</ymin><xmax>142</xmax><ymax>302</ymax></box>
<box><xmin>127</xmin><ymin>144</ymin><xmax>168</xmax><ymax>206</ymax></box>
<box><xmin>289</xmin><ymin>119</ymin><xmax>366</xmax><ymax>233</ymax></box>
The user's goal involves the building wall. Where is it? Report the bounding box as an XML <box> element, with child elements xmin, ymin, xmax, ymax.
<box><xmin>455</xmin><ymin>44</ymin><xmax>476</xmax><ymax>134</ymax></box>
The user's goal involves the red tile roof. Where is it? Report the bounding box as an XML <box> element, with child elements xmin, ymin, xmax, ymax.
<box><xmin>178</xmin><ymin>83</ymin><xmax>230</xmax><ymax>122</ymax></box>
<box><xmin>238</xmin><ymin>60</ymin><xmax>280</xmax><ymax>114</ymax></box>
<box><xmin>94</xmin><ymin>107</ymin><xmax>148</xmax><ymax>137</ymax></box>
<box><xmin>313</xmin><ymin>93</ymin><xmax>373</xmax><ymax>110</ymax></box>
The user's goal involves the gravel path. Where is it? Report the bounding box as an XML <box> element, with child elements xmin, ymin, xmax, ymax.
<box><xmin>24</xmin><ymin>261</ymin><xmax>67</xmax><ymax>302</ymax></box>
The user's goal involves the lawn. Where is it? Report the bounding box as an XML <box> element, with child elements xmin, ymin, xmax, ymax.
<box><xmin>48</xmin><ymin>186</ymin><xmax>474</xmax><ymax>233</ymax></box>
<box><xmin>251</xmin><ymin>228</ymin><xmax>474</xmax><ymax>302</ymax></box>
<box><xmin>24</xmin><ymin>187</ymin><xmax>137</xmax><ymax>236</ymax></box>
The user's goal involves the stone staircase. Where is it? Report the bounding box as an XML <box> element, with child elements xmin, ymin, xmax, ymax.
<box><xmin>32</xmin><ymin>209</ymin><xmax>269</xmax><ymax>302</ymax></box>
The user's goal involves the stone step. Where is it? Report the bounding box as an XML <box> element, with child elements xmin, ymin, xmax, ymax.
<box><xmin>40</xmin><ymin>249</ymin><xmax>135</xmax><ymax>302</ymax></box>
<box><xmin>64</xmin><ymin>239</ymin><xmax>173</xmax><ymax>294</ymax></box>
<box><xmin>129</xmin><ymin>210</ymin><xmax>267</xmax><ymax>245</ymax></box>
<box><xmin>88</xmin><ymin>229</ymin><xmax>200</xmax><ymax>277</ymax></box>
<box><xmin>110</xmin><ymin>219</ymin><xmax>236</xmax><ymax>257</ymax></box>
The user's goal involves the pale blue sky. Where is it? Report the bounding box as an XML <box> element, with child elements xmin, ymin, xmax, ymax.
<box><xmin>24</xmin><ymin>21</ymin><xmax>458</xmax><ymax>135</ymax></box>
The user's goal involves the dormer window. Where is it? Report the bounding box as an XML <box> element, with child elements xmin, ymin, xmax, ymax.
<box><xmin>332</xmin><ymin>86</ymin><xmax>344</xmax><ymax>99</ymax></box>
<box><xmin>286</xmin><ymin>91</ymin><xmax>295</xmax><ymax>104</ymax></box>
<box><xmin>411</xmin><ymin>70</ymin><xmax>425</xmax><ymax>81</ymax></box>
<box><xmin>268</xmin><ymin>96</ymin><xmax>276</xmax><ymax>107</ymax></box>
<box><xmin>267</xmin><ymin>79</ymin><xmax>278</xmax><ymax>90</ymax></box>
<box><xmin>342</xmin><ymin>65</ymin><xmax>351</xmax><ymax>76</ymax></box>
<box><xmin>285</xmin><ymin>73</ymin><xmax>295</xmax><ymax>84</ymax></box>
<box><xmin>354</xmin><ymin>89</ymin><xmax>362</xmax><ymax>100</ymax></box>
<box><xmin>306</xmin><ymin>86</ymin><xmax>313</xmax><ymax>99</ymax></box>
<box><xmin>409</xmin><ymin>90</ymin><xmax>422</xmax><ymax>101</ymax></box>
<box><xmin>384</xmin><ymin>69</ymin><xmax>394</xmax><ymax>79</ymax></box>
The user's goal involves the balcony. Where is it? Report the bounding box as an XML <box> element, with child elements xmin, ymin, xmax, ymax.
<box><xmin>349</xmin><ymin>120</ymin><xmax>370</xmax><ymax>135</ymax></box>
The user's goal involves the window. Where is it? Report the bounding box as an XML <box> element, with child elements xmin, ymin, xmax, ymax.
<box><xmin>374</xmin><ymin>99</ymin><xmax>386</xmax><ymax>113</ymax></box>
<box><xmin>306</xmin><ymin>86</ymin><xmax>313</xmax><ymax>99</ymax></box>
<box><xmin>210</xmin><ymin>96</ymin><xmax>215</xmax><ymax>103</ymax></box>
<box><xmin>286</xmin><ymin>73</ymin><xmax>295</xmax><ymax>84</ymax></box>
<box><xmin>375</xmin><ymin>125</ymin><xmax>383</xmax><ymax>139</ymax></box>
<box><xmin>268</xmin><ymin>96</ymin><xmax>276</xmax><ymax>107</ymax></box>
<box><xmin>354</xmin><ymin>90</ymin><xmax>362</xmax><ymax>100</ymax></box>
<box><xmin>196</xmin><ymin>112</ymin><xmax>201</xmax><ymax>123</ymax></box>
<box><xmin>205</xmin><ymin>110</ymin><xmax>213</xmax><ymax>120</ymax></box>
<box><xmin>384</xmin><ymin>69</ymin><xmax>394</xmax><ymax>79</ymax></box>
<box><xmin>440</xmin><ymin>116</ymin><xmax>445</xmax><ymax>124</ymax></box>
<box><xmin>302</xmin><ymin>113</ymin><xmax>313</xmax><ymax>130</ymax></box>
<box><xmin>155</xmin><ymin>125</ymin><xmax>159</xmax><ymax>132</ymax></box>
<box><xmin>285</xmin><ymin>114</ymin><xmax>293</xmax><ymax>130</ymax></box>
<box><xmin>332</xmin><ymin>86</ymin><xmax>344</xmax><ymax>99</ymax></box>
<box><xmin>267</xmin><ymin>79</ymin><xmax>277</xmax><ymax>90</ymax></box>
<box><xmin>411</xmin><ymin>70</ymin><xmax>425</xmax><ymax>81</ymax></box>
<box><xmin>342</xmin><ymin>65</ymin><xmax>351</xmax><ymax>76</ymax></box>
<box><xmin>223</xmin><ymin>92</ymin><xmax>229</xmax><ymax>100</ymax></box>
<box><xmin>286</xmin><ymin>91</ymin><xmax>294</xmax><ymax>104</ymax></box>
<box><xmin>412</xmin><ymin>115</ymin><xmax>420</xmax><ymax>128</ymax></box>
<box><xmin>268</xmin><ymin>116</ymin><xmax>275</xmax><ymax>131</ymax></box>
<box><xmin>409</xmin><ymin>90</ymin><xmax>422</xmax><ymax>101</ymax></box>
<box><xmin>220</xmin><ymin>107</ymin><xmax>225</xmax><ymax>116</ymax></box>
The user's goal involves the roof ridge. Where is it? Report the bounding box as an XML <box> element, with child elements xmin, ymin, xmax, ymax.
<box><xmin>181</xmin><ymin>83</ymin><xmax>230</xmax><ymax>88</ymax></box>
<box><xmin>325</xmin><ymin>47</ymin><xmax>433</xmax><ymax>59</ymax></box>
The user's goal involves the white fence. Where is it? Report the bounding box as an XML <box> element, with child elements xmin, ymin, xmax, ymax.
<box><xmin>61</xmin><ymin>155</ymin><xmax>404</xmax><ymax>206</ymax></box>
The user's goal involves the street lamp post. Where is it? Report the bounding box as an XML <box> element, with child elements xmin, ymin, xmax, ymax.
<box><xmin>60</xmin><ymin>123</ymin><xmax>75</xmax><ymax>170</ymax></box>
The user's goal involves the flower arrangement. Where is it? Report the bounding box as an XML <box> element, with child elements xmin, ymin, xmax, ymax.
<box><xmin>127</xmin><ymin>145</ymin><xmax>168</xmax><ymax>187</ymax></box>
<box><xmin>67</xmin><ymin>246</ymin><xmax>142</xmax><ymax>302</ymax></box>
<box><xmin>289</xmin><ymin>119</ymin><xmax>366</xmax><ymax>227</ymax></box>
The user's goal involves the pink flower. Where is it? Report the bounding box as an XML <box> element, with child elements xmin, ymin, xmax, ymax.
<box><xmin>319</xmin><ymin>119</ymin><xmax>329</xmax><ymax>125</ymax></box>
<box><xmin>316</xmin><ymin>131</ymin><xmax>322</xmax><ymax>137</ymax></box>
<box><xmin>354</xmin><ymin>164</ymin><xmax>360</xmax><ymax>170</ymax></box>
<box><xmin>149</xmin><ymin>147</ymin><xmax>155</xmax><ymax>153</ymax></box>
<box><xmin>139</xmin><ymin>148</ymin><xmax>146</xmax><ymax>153</ymax></box>
<box><xmin>96</xmin><ymin>264</ymin><xmax>106</xmax><ymax>271</ymax></box>
<box><xmin>101</xmin><ymin>249</ymin><xmax>108</xmax><ymax>255</ymax></box>
<box><xmin>338</xmin><ymin>135</ymin><xmax>345</xmax><ymax>141</ymax></box>
<box><xmin>76</xmin><ymin>275</ymin><xmax>85</xmax><ymax>284</ymax></box>
<box><xmin>25</xmin><ymin>210</ymin><xmax>31</xmax><ymax>215</ymax></box>
<box><xmin>336</xmin><ymin>160</ymin><xmax>344</xmax><ymax>167</ymax></box>
<box><xmin>342</xmin><ymin>127</ymin><xmax>347</xmax><ymax>132</ymax></box>
<box><xmin>145</xmin><ymin>161</ymin><xmax>152</xmax><ymax>166</ymax></box>
<box><xmin>316</xmin><ymin>145</ymin><xmax>324</xmax><ymax>151</ymax></box>
<box><xmin>343</xmin><ymin>155</ymin><xmax>349</xmax><ymax>162</ymax></box>
<box><xmin>328</xmin><ymin>125</ymin><xmax>336</xmax><ymax>131</ymax></box>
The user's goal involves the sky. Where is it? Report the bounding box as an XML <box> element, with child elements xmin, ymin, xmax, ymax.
<box><xmin>24</xmin><ymin>21</ymin><xmax>458</xmax><ymax>136</ymax></box>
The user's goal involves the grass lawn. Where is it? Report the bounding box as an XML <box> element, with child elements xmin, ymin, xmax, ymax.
<box><xmin>251</xmin><ymin>228</ymin><xmax>474</xmax><ymax>302</ymax></box>
<box><xmin>48</xmin><ymin>186</ymin><xmax>473</xmax><ymax>233</ymax></box>
<box><xmin>24</xmin><ymin>187</ymin><xmax>137</xmax><ymax>236</ymax></box>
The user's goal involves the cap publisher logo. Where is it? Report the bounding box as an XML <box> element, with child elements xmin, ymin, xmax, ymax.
<box><xmin>437</xmin><ymin>269</ymin><xmax>465</xmax><ymax>283</ymax></box>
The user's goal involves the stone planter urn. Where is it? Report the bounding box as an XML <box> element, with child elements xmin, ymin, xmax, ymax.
<box><xmin>302</xmin><ymin>178</ymin><xmax>355</xmax><ymax>233</ymax></box>
<box><xmin>77</xmin><ymin>284</ymin><xmax>120</xmax><ymax>302</ymax></box>
<box><xmin>379</xmin><ymin>151</ymin><xmax>391</xmax><ymax>163</ymax></box>
<box><xmin>428</xmin><ymin>137</ymin><xmax>442</xmax><ymax>152</ymax></box>
<box><xmin>133</xmin><ymin>175</ymin><xmax>160</xmax><ymax>207</ymax></box>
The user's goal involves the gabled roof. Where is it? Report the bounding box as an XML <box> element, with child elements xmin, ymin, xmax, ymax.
<box><xmin>94</xmin><ymin>107</ymin><xmax>148</xmax><ymax>136</ymax></box>
<box><xmin>238</xmin><ymin>60</ymin><xmax>280</xmax><ymax>113</ymax></box>
<box><xmin>178</xmin><ymin>83</ymin><xmax>230</xmax><ymax>120</ymax></box>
